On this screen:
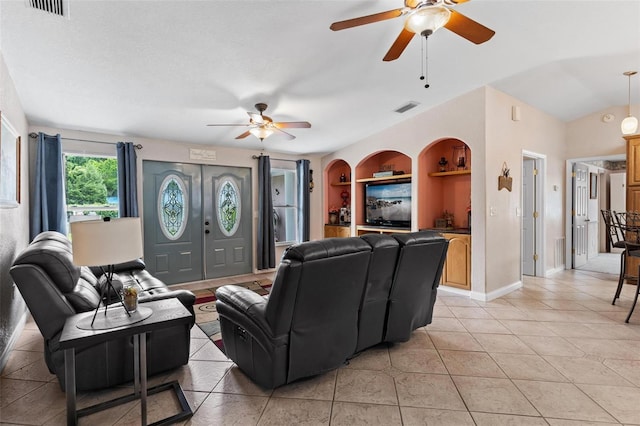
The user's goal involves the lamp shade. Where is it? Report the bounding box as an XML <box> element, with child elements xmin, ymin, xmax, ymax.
<box><xmin>71</xmin><ymin>217</ymin><xmax>143</xmax><ymax>266</ymax></box>
<box><xmin>404</xmin><ymin>5</ymin><xmax>451</xmax><ymax>35</ymax></box>
<box><xmin>249</xmin><ymin>127</ymin><xmax>275</xmax><ymax>140</ymax></box>
<box><xmin>622</xmin><ymin>115</ymin><xmax>639</xmax><ymax>135</ymax></box>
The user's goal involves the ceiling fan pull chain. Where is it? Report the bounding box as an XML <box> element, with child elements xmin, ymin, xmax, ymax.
<box><xmin>423</xmin><ymin>35</ymin><xmax>430</xmax><ymax>89</ymax></box>
<box><xmin>420</xmin><ymin>36</ymin><xmax>425</xmax><ymax>82</ymax></box>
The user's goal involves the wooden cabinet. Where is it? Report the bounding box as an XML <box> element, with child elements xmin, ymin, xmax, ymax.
<box><xmin>441</xmin><ymin>233</ymin><xmax>471</xmax><ymax>290</ymax></box>
<box><xmin>356</xmin><ymin>226</ymin><xmax>411</xmax><ymax>236</ymax></box>
<box><xmin>324</xmin><ymin>224</ymin><xmax>351</xmax><ymax>238</ymax></box>
<box><xmin>628</xmin><ymin>136</ymin><xmax>640</xmax><ymax>188</ymax></box>
<box><xmin>625</xmin><ymin>134</ymin><xmax>640</xmax><ymax>279</ymax></box>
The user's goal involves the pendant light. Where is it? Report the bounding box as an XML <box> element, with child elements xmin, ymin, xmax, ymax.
<box><xmin>622</xmin><ymin>71</ymin><xmax>638</xmax><ymax>135</ymax></box>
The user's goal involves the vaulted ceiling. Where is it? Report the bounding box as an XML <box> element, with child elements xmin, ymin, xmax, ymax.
<box><xmin>1</xmin><ymin>0</ymin><xmax>639</xmax><ymax>154</ymax></box>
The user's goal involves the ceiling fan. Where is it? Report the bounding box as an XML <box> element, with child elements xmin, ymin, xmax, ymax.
<box><xmin>330</xmin><ymin>0</ymin><xmax>495</xmax><ymax>61</ymax></box>
<box><xmin>207</xmin><ymin>103</ymin><xmax>311</xmax><ymax>141</ymax></box>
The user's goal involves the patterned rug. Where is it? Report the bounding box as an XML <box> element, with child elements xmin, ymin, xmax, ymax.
<box><xmin>192</xmin><ymin>279</ymin><xmax>272</xmax><ymax>353</ymax></box>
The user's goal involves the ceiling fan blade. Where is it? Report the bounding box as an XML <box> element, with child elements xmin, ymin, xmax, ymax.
<box><xmin>206</xmin><ymin>124</ymin><xmax>250</xmax><ymax>127</ymax></box>
<box><xmin>330</xmin><ymin>8</ymin><xmax>404</xmax><ymax>31</ymax></box>
<box><xmin>274</xmin><ymin>127</ymin><xmax>296</xmax><ymax>140</ymax></box>
<box><xmin>383</xmin><ymin>28</ymin><xmax>415</xmax><ymax>62</ymax></box>
<box><xmin>235</xmin><ymin>130</ymin><xmax>252</xmax><ymax>139</ymax></box>
<box><xmin>274</xmin><ymin>121</ymin><xmax>311</xmax><ymax>129</ymax></box>
<box><xmin>444</xmin><ymin>9</ymin><xmax>495</xmax><ymax>44</ymax></box>
<box><xmin>248</xmin><ymin>112</ymin><xmax>264</xmax><ymax>124</ymax></box>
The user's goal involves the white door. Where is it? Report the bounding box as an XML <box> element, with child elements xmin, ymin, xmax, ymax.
<box><xmin>522</xmin><ymin>158</ymin><xmax>536</xmax><ymax>276</ymax></box>
<box><xmin>586</xmin><ymin>171</ymin><xmax>600</xmax><ymax>260</ymax></box>
<box><xmin>572</xmin><ymin>163</ymin><xmax>589</xmax><ymax>268</ymax></box>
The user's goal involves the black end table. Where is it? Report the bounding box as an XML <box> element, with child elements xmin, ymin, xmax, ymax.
<box><xmin>59</xmin><ymin>298</ymin><xmax>193</xmax><ymax>426</ymax></box>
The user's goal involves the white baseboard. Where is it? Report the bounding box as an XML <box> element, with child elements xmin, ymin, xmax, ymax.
<box><xmin>470</xmin><ymin>281</ymin><xmax>523</xmax><ymax>302</ymax></box>
<box><xmin>0</xmin><ymin>311</ymin><xmax>28</xmax><ymax>372</ymax></box>
<box><xmin>438</xmin><ymin>286</ymin><xmax>471</xmax><ymax>297</ymax></box>
<box><xmin>545</xmin><ymin>266</ymin><xmax>566</xmax><ymax>276</ymax></box>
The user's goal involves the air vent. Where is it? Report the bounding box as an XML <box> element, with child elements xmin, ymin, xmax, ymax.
<box><xmin>26</xmin><ymin>0</ymin><xmax>68</xmax><ymax>18</ymax></box>
<box><xmin>394</xmin><ymin>102</ymin><xmax>419</xmax><ymax>114</ymax></box>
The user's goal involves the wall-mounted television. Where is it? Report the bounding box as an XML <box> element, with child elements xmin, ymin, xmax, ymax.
<box><xmin>364</xmin><ymin>181</ymin><xmax>411</xmax><ymax>228</ymax></box>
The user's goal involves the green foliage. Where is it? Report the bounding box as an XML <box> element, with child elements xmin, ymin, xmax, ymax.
<box><xmin>65</xmin><ymin>155</ymin><xmax>118</xmax><ymax>205</ymax></box>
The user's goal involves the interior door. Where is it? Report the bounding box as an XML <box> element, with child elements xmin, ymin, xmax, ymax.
<box><xmin>522</xmin><ymin>158</ymin><xmax>536</xmax><ymax>275</ymax></box>
<box><xmin>202</xmin><ymin>165</ymin><xmax>252</xmax><ymax>279</ymax></box>
<box><xmin>143</xmin><ymin>161</ymin><xmax>203</xmax><ymax>284</ymax></box>
<box><xmin>573</xmin><ymin>163</ymin><xmax>589</xmax><ymax>268</ymax></box>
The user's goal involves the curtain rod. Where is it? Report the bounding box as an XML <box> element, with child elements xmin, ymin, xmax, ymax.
<box><xmin>28</xmin><ymin>132</ymin><xmax>142</xmax><ymax>149</ymax></box>
<box><xmin>251</xmin><ymin>154</ymin><xmax>297</xmax><ymax>163</ymax></box>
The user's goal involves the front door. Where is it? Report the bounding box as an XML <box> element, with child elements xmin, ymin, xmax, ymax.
<box><xmin>143</xmin><ymin>161</ymin><xmax>252</xmax><ymax>284</ymax></box>
<box><xmin>202</xmin><ymin>166</ymin><xmax>252</xmax><ymax>279</ymax></box>
<box><xmin>572</xmin><ymin>163</ymin><xmax>589</xmax><ymax>268</ymax></box>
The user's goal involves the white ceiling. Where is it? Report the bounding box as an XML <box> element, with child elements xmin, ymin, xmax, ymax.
<box><xmin>1</xmin><ymin>0</ymin><xmax>639</xmax><ymax>155</ymax></box>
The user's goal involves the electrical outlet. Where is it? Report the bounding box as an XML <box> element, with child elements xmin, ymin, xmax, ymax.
<box><xmin>490</xmin><ymin>207</ymin><xmax>497</xmax><ymax>217</ymax></box>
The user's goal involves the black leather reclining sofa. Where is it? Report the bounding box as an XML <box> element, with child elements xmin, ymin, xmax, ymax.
<box><xmin>10</xmin><ymin>231</ymin><xmax>196</xmax><ymax>391</ymax></box>
<box><xmin>215</xmin><ymin>230</ymin><xmax>449</xmax><ymax>388</ymax></box>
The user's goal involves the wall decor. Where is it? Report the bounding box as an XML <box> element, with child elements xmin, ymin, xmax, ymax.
<box><xmin>590</xmin><ymin>172</ymin><xmax>598</xmax><ymax>199</ymax></box>
<box><xmin>0</xmin><ymin>112</ymin><xmax>20</xmax><ymax>207</ymax></box>
<box><xmin>498</xmin><ymin>162</ymin><xmax>512</xmax><ymax>192</ymax></box>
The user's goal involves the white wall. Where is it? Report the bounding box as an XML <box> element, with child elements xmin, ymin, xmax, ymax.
<box><xmin>0</xmin><ymin>49</ymin><xmax>29</xmax><ymax>369</ymax></box>
<box><xmin>566</xmin><ymin>105</ymin><xmax>633</xmax><ymax>158</ymax></box>
<box><xmin>29</xmin><ymin>126</ymin><xmax>324</xmax><ymax>271</ymax></box>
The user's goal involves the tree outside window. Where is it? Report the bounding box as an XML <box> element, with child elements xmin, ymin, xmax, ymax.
<box><xmin>65</xmin><ymin>155</ymin><xmax>118</xmax><ymax>222</ymax></box>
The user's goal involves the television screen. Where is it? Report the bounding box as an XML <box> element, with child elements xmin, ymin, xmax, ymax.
<box><xmin>365</xmin><ymin>181</ymin><xmax>411</xmax><ymax>227</ymax></box>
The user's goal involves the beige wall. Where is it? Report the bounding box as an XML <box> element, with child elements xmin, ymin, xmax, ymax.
<box><xmin>484</xmin><ymin>87</ymin><xmax>566</xmax><ymax>293</ymax></box>
<box><xmin>324</xmin><ymin>86</ymin><xmax>568</xmax><ymax>298</ymax></box>
<box><xmin>30</xmin><ymin>125</ymin><xmax>324</xmax><ymax>272</ymax></box>
<box><xmin>0</xmin><ymin>49</ymin><xmax>29</xmax><ymax>367</ymax></box>
<box><xmin>323</xmin><ymin>88</ymin><xmax>489</xmax><ymax>295</ymax></box>
<box><xmin>567</xmin><ymin>105</ymin><xmax>636</xmax><ymax>159</ymax></box>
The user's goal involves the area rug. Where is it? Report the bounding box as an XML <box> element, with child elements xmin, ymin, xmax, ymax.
<box><xmin>192</xmin><ymin>279</ymin><xmax>272</xmax><ymax>353</ymax></box>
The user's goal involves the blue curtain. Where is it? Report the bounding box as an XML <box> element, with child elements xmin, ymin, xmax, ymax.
<box><xmin>116</xmin><ymin>142</ymin><xmax>139</xmax><ymax>217</ymax></box>
<box><xmin>257</xmin><ymin>155</ymin><xmax>276</xmax><ymax>269</ymax></box>
<box><xmin>296</xmin><ymin>159</ymin><xmax>310</xmax><ymax>242</ymax></box>
<box><xmin>30</xmin><ymin>133</ymin><xmax>67</xmax><ymax>240</ymax></box>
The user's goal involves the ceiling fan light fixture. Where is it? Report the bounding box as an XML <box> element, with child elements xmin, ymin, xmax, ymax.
<box><xmin>249</xmin><ymin>127</ymin><xmax>275</xmax><ymax>141</ymax></box>
<box><xmin>622</xmin><ymin>71</ymin><xmax>638</xmax><ymax>135</ymax></box>
<box><xmin>404</xmin><ymin>5</ymin><xmax>451</xmax><ymax>36</ymax></box>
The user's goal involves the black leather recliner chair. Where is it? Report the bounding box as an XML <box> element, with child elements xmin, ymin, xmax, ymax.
<box><xmin>10</xmin><ymin>231</ymin><xmax>196</xmax><ymax>391</ymax></box>
<box><xmin>216</xmin><ymin>231</ymin><xmax>448</xmax><ymax>389</ymax></box>
<box><xmin>384</xmin><ymin>231</ymin><xmax>449</xmax><ymax>342</ymax></box>
<box><xmin>216</xmin><ymin>238</ymin><xmax>373</xmax><ymax>389</ymax></box>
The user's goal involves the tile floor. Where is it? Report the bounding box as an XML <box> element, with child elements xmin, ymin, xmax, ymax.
<box><xmin>3</xmin><ymin>269</ymin><xmax>640</xmax><ymax>425</ymax></box>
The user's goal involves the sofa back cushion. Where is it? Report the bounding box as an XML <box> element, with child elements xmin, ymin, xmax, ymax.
<box><xmin>266</xmin><ymin>237</ymin><xmax>372</xmax><ymax>383</ymax></box>
<box><xmin>384</xmin><ymin>231</ymin><xmax>449</xmax><ymax>342</ymax></box>
<box><xmin>357</xmin><ymin>234</ymin><xmax>399</xmax><ymax>352</ymax></box>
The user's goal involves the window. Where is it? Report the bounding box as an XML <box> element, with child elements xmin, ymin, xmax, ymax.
<box><xmin>271</xmin><ymin>162</ymin><xmax>299</xmax><ymax>245</ymax></box>
<box><xmin>64</xmin><ymin>154</ymin><xmax>119</xmax><ymax>228</ymax></box>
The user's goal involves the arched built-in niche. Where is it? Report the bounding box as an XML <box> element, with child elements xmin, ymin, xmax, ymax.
<box><xmin>324</xmin><ymin>159</ymin><xmax>352</xmax><ymax>223</ymax></box>
<box><xmin>419</xmin><ymin>138</ymin><xmax>472</xmax><ymax>290</ymax></box>
<box><xmin>418</xmin><ymin>138</ymin><xmax>471</xmax><ymax>231</ymax></box>
<box><xmin>354</xmin><ymin>150</ymin><xmax>412</xmax><ymax>233</ymax></box>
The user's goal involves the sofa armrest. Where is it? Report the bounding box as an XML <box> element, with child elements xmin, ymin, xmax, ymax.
<box><xmin>215</xmin><ymin>285</ymin><xmax>272</xmax><ymax>337</ymax></box>
<box><xmin>138</xmin><ymin>289</ymin><xmax>196</xmax><ymax>324</ymax></box>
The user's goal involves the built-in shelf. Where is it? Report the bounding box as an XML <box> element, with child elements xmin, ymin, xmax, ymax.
<box><xmin>331</xmin><ymin>181</ymin><xmax>352</xmax><ymax>186</ymax></box>
<box><xmin>356</xmin><ymin>225</ymin><xmax>412</xmax><ymax>235</ymax></box>
<box><xmin>355</xmin><ymin>173</ymin><xmax>412</xmax><ymax>183</ymax></box>
<box><xmin>428</xmin><ymin>170</ymin><xmax>471</xmax><ymax>177</ymax></box>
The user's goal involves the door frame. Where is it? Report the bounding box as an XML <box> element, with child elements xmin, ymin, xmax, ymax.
<box><xmin>521</xmin><ymin>150</ymin><xmax>546</xmax><ymax>278</ymax></box>
<box><xmin>564</xmin><ymin>154</ymin><xmax>625</xmax><ymax>270</ymax></box>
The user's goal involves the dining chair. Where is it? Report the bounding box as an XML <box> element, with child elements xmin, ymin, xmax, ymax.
<box><xmin>611</xmin><ymin>210</ymin><xmax>640</xmax><ymax>323</ymax></box>
<box><xmin>602</xmin><ymin>209</ymin><xmax>628</xmax><ymax>304</ymax></box>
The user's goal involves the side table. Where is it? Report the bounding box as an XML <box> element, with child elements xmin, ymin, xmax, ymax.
<box><xmin>59</xmin><ymin>298</ymin><xmax>193</xmax><ymax>426</ymax></box>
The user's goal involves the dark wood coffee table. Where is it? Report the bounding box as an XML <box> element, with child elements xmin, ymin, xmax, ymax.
<box><xmin>59</xmin><ymin>298</ymin><xmax>193</xmax><ymax>426</ymax></box>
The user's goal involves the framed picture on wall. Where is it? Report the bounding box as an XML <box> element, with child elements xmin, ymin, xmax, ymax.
<box><xmin>0</xmin><ymin>112</ymin><xmax>21</xmax><ymax>208</ymax></box>
<box><xmin>590</xmin><ymin>172</ymin><xmax>597</xmax><ymax>199</ymax></box>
